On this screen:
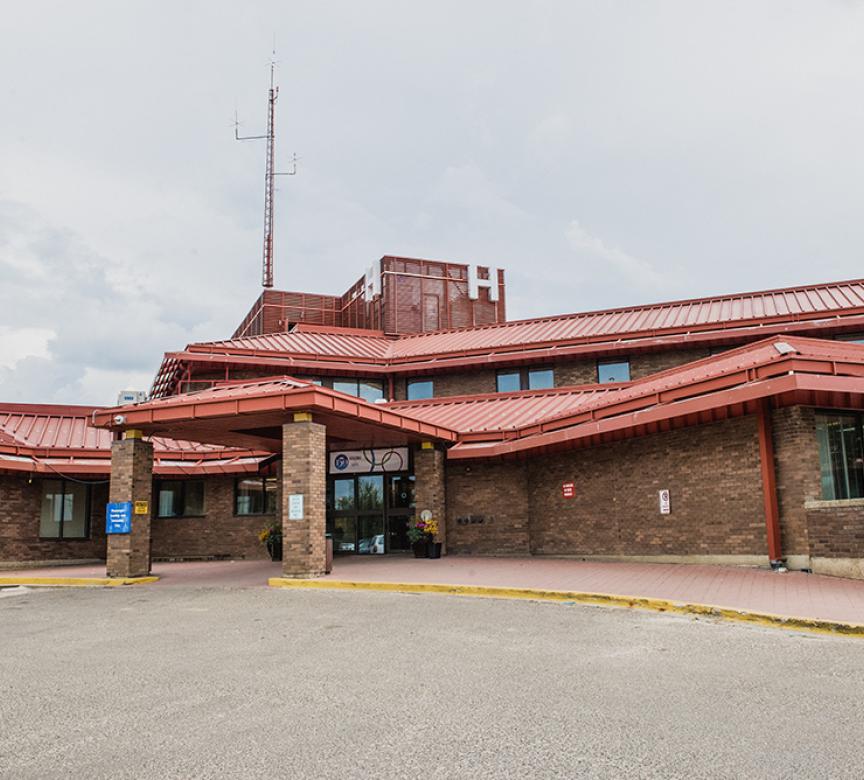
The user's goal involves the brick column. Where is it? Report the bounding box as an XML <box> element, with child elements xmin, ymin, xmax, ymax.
<box><xmin>106</xmin><ymin>434</ymin><xmax>153</xmax><ymax>578</ymax></box>
<box><xmin>414</xmin><ymin>442</ymin><xmax>447</xmax><ymax>554</ymax></box>
<box><xmin>281</xmin><ymin>415</ymin><xmax>327</xmax><ymax>578</ymax></box>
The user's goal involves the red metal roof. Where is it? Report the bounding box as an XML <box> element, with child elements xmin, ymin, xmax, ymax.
<box><xmin>388</xmin><ymin>278</ymin><xmax>864</xmax><ymax>360</ymax></box>
<box><xmin>91</xmin><ymin>377</ymin><xmax>459</xmax><ymax>451</ymax></box>
<box><xmin>195</xmin><ymin>328</ymin><xmax>392</xmax><ymax>362</ymax></box>
<box><xmin>445</xmin><ymin>336</ymin><xmax>864</xmax><ymax>458</ymax></box>
<box><xmin>151</xmin><ymin>276</ymin><xmax>864</xmax><ymax>396</ymax></box>
<box><xmin>10</xmin><ymin>336</ymin><xmax>864</xmax><ymax>474</ymax></box>
<box><xmin>389</xmin><ymin>384</ymin><xmax>625</xmax><ymax>437</ymax></box>
<box><xmin>0</xmin><ymin>403</ymin><xmax>267</xmax><ymax>476</ymax></box>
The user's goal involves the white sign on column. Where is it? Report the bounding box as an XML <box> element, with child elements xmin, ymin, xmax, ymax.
<box><xmin>288</xmin><ymin>494</ymin><xmax>304</xmax><ymax>520</ymax></box>
<box><xmin>659</xmin><ymin>489</ymin><xmax>671</xmax><ymax>515</ymax></box>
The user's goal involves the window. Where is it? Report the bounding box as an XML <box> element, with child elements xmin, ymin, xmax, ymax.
<box><xmin>496</xmin><ymin>370</ymin><xmax>521</xmax><ymax>393</ymax></box>
<box><xmin>597</xmin><ymin>359</ymin><xmax>630</xmax><ymax>383</ymax></box>
<box><xmin>327</xmin><ymin>378</ymin><xmax>385</xmax><ymax>402</ymax></box>
<box><xmin>815</xmin><ymin>412</ymin><xmax>864</xmax><ymax>500</ymax></box>
<box><xmin>235</xmin><ymin>477</ymin><xmax>278</xmax><ymax>515</ymax></box>
<box><xmin>330</xmin><ymin>478</ymin><xmax>355</xmax><ymax>511</ymax></box>
<box><xmin>39</xmin><ymin>480</ymin><xmax>90</xmax><ymax>539</ymax></box>
<box><xmin>496</xmin><ymin>367</ymin><xmax>554</xmax><ymax>393</ymax></box>
<box><xmin>406</xmin><ymin>379</ymin><xmax>434</xmax><ymax>400</ymax></box>
<box><xmin>836</xmin><ymin>333</ymin><xmax>864</xmax><ymax>345</ymax></box>
<box><xmin>527</xmin><ymin>368</ymin><xmax>554</xmax><ymax>390</ymax></box>
<box><xmin>156</xmin><ymin>479</ymin><xmax>205</xmax><ymax>518</ymax></box>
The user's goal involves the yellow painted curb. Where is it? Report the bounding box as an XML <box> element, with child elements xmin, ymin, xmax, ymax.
<box><xmin>0</xmin><ymin>576</ymin><xmax>159</xmax><ymax>588</ymax></box>
<box><xmin>267</xmin><ymin>577</ymin><xmax>864</xmax><ymax>638</ymax></box>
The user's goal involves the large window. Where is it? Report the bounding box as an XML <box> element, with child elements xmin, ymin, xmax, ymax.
<box><xmin>597</xmin><ymin>359</ymin><xmax>630</xmax><ymax>383</ymax></box>
<box><xmin>39</xmin><ymin>480</ymin><xmax>90</xmax><ymax>539</ymax></box>
<box><xmin>836</xmin><ymin>333</ymin><xmax>864</xmax><ymax>345</ymax></box>
<box><xmin>235</xmin><ymin>477</ymin><xmax>278</xmax><ymax>515</ymax></box>
<box><xmin>406</xmin><ymin>379</ymin><xmax>434</xmax><ymax>400</ymax></box>
<box><xmin>495</xmin><ymin>367</ymin><xmax>554</xmax><ymax>393</ymax></box>
<box><xmin>327</xmin><ymin>378</ymin><xmax>385</xmax><ymax>402</ymax></box>
<box><xmin>156</xmin><ymin>479</ymin><xmax>205</xmax><ymax>518</ymax></box>
<box><xmin>816</xmin><ymin>412</ymin><xmax>864</xmax><ymax>500</ymax></box>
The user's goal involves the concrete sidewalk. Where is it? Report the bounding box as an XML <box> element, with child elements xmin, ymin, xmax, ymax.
<box><xmin>0</xmin><ymin>559</ymin><xmax>282</xmax><ymax>588</ymax></box>
<box><xmin>4</xmin><ymin>556</ymin><xmax>864</xmax><ymax>628</ymax></box>
<box><xmin>320</xmin><ymin>556</ymin><xmax>864</xmax><ymax>627</ymax></box>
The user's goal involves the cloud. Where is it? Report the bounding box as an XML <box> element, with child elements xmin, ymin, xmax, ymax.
<box><xmin>2</xmin><ymin>0</ymin><xmax>864</xmax><ymax>404</ymax></box>
<box><xmin>565</xmin><ymin>220</ymin><xmax>665</xmax><ymax>292</ymax></box>
<box><xmin>0</xmin><ymin>327</ymin><xmax>53</xmax><ymax>369</ymax></box>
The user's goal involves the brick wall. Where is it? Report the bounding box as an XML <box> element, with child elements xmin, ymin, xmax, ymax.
<box><xmin>415</xmin><ymin>445</ymin><xmax>447</xmax><ymax>550</ymax></box>
<box><xmin>806</xmin><ymin>502</ymin><xmax>864</xmax><ymax>559</ymax></box>
<box><xmin>281</xmin><ymin>421</ymin><xmax>327</xmax><ymax>577</ymax></box>
<box><xmin>393</xmin><ymin>346</ymin><xmax>714</xmax><ymax>399</ymax></box>
<box><xmin>771</xmin><ymin>405</ymin><xmax>818</xmax><ymax>557</ymax></box>
<box><xmin>529</xmin><ymin>416</ymin><xmax>765</xmax><ymax>556</ymax></box>
<box><xmin>630</xmin><ymin>348</ymin><xmax>710</xmax><ymax>379</ymax></box>
<box><xmin>446</xmin><ymin>415</ymin><xmax>768</xmax><ymax>558</ymax></box>
<box><xmin>150</xmin><ymin>476</ymin><xmax>270</xmax><ymax>561</ymax></box>
<box><xmin>0</xmin><ymin>475</ymin><xmax>108</xmax><ymax>564</ymax></box>
<box><xmin>394</xmin><ymin>371</ymin><xmax>497</xmax><ymax>400</ymax></box>
<box><xmin>553</xmin><ymin>360</ymin><xmax>596</xmax><ymax>386</ymax></box>
<box><xmin>445</xmin><ymin>460</ymin><xmax>531</xmax><ymax>555</ymax></box>
<box><xmin>554</xmin><ymin>349</ymin><xmax>710</xmax><ymax>387</ymax></box>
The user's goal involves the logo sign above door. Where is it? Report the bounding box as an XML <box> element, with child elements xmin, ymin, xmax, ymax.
<box><xmin>329</xmin><ymin>447</ymin><xmax>409</xmax><ymax>474</ymax></box>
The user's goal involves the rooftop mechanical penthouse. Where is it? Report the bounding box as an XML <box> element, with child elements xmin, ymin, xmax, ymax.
<box><xmin>2</xmin><ymin>255</ymin><xmax>864</xmax><ymax>582</ymax></box>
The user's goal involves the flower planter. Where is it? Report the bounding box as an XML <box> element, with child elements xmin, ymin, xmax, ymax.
<box><xmin>266</xmin><ymin>537</ymin><xmax>283</xmax><ymax>562</ymax></box>
<box><xmin>427</xmin><ymin>542</ymin><xmax>442</xmax><ymax>559</ymax></box>
<box><xmin>412</xmin><ymin>541</ymin><xmax>429</xmax><ymax>559</ymax></box>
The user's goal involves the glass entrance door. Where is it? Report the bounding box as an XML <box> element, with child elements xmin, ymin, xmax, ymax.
<box><xmin>327</xmin><ymin>472</ymin><xmax>415</xmax><ymax>554</ymax></box>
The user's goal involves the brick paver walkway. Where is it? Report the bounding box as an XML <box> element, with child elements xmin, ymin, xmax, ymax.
<box><xmin>4</xmin><ymin>556</ymin><xmax>864</xmax><ymax>625</ymax></box>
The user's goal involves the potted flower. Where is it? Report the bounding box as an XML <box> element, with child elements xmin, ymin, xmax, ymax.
<box><xmin>258</xmin><ymin>523</ymin><xmax>283</xmax><ymax>561</ymax></box>
<box><xmin>407</xmin><ymin>515</ymin><xmax>441</xmax><ymax>559</ymax></box>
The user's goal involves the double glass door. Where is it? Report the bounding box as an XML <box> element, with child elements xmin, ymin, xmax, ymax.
<box><xmin>327</xmin><ymin>473</ymin><xmax>415</xmax><ymax>554</ymax></box>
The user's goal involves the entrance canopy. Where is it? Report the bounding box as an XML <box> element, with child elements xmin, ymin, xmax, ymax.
<box><xmin>90</xmin><ymin>377</ymin><xmax>457</xmax><ymax>451</ymax></box>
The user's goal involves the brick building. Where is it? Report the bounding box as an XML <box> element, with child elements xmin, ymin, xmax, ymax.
<box><xmin>2</xmin><ymin>257</ymin><xmax>864</xmax><ymax>580</ymax></box>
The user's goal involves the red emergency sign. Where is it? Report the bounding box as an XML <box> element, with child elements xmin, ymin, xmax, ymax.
<box><xmin>561</xmin><ymin>481</ymin><xmax>575</xmax><ymax>499</ymax></box>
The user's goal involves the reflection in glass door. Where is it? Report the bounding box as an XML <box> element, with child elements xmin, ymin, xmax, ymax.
<box><xmin>327</xmin><ymin>471</ymin><xmax>415</xmax><ymax>554</ymax></box>
<box><xmin>357</xmin><ymin>476</ymin><xmax>384</xmax><ymax>554</ymax></box>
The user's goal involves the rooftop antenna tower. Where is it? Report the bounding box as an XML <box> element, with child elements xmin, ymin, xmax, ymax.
<box><xmin>235</xmin><ymin>49</ymin><xmax>297</xmax><ymax>288</ymax></box>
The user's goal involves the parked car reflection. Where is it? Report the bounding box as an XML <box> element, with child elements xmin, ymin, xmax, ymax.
<box><xmin>358</xmin><ymin>534</ymin><xmax>385</xmax><ymax>554</ymax></box>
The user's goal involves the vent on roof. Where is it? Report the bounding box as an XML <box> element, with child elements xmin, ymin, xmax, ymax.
<box><xmin>774</xmin><ymin>342</ymin><xmax>798</xmax><ymax>355</ymax></box>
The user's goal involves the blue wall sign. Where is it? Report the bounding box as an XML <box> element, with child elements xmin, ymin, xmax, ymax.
<box><xmin>106</xmin><ymin>502</ymin><xmax>133</xmax><ymax>535</ymax></box>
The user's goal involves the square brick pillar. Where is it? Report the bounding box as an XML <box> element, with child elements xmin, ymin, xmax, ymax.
<box><xmin>414</xmin><ymin>442</ymin><xmax>447</xmax><ymax>554</ymax></box>
<box><xmin>106</xmin><ymin>434</ymin><xmax>153</xmax><ymax>578</ymax></box>
<box><xmin>281</xmin><ymin>415</ymin><xmax>327</xmax><ymax>578</ymax></box>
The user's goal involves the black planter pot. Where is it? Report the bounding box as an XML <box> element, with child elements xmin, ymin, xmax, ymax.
<box><xmin>412</xmin><ymin>541</ymin><xmax>429</xmax><ymax>559</ymax></box>
<box><xmin>267</xmin><ymin>537</ymin><xmax>283</xmax><ymax>562</ymax></box>
<box><xmin>428</xmin><ymin>542</ymin><xmax>442</xmax><ymax>559</ymax></box>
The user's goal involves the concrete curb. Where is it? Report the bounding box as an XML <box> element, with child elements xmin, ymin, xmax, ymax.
<box><xmin>0</xmin><ymin>576</ymin><xmax>159</xmax><ymax>588</ymax></box>
<box><xmin>268</xmin><ymin>577</ymin><xmax>864</xmax><ymax>638</ymax></box>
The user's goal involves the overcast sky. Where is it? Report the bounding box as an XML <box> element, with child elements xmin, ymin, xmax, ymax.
<box><xmin>2</xmin><ymin>1</ymin><xmax>863</xmax><ymax>405</ymax></box>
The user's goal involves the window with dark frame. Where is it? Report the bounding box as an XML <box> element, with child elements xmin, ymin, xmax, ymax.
<box><xmin>38</xmin><ymin>479</ymin><xmax>91</xmax><ymax>540</ymax></box>
<box><xmin>597</xmin><ymin>359</ymin><xmax>630</xmax><ymax>383</ymax></box>
<box><xmin>318</xmin><ymin>377</ymin><xmax>384</xmax><ymax>402</ymax></box>
<box><xmin>815</xmin><ymin>411</ymin><xmax>864</xmax><ymax>500</ymax></box>
<box><xmin>495</xmin><ymin>367</ymin><xmax>554</xmax><ymax>393</ymax></box>
<box><xmin>406</xmin><ymin>379</ymin><xmax>434</xmax><ymax>400</ymax></box>
<box><xmin>235</xmin><ymin>476</ymin><xmax>278</xmax><ymax>515</ymax></box>
<box><xmin>156</xmin><ymin>479</ymin><xmax>205</xmax><ymax>518</ymax></box>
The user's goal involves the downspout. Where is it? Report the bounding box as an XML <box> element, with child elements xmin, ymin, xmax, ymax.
<box><xmin>756</xmin><ymin>398</ymin><xmax>785</xmax><ymax>570</ymax></box>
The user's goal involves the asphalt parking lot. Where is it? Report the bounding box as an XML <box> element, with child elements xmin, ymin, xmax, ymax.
<box><xmin>1</xmin><ymin>586</ymin><xmax>863</xmax><ymax>779</ymax></box>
